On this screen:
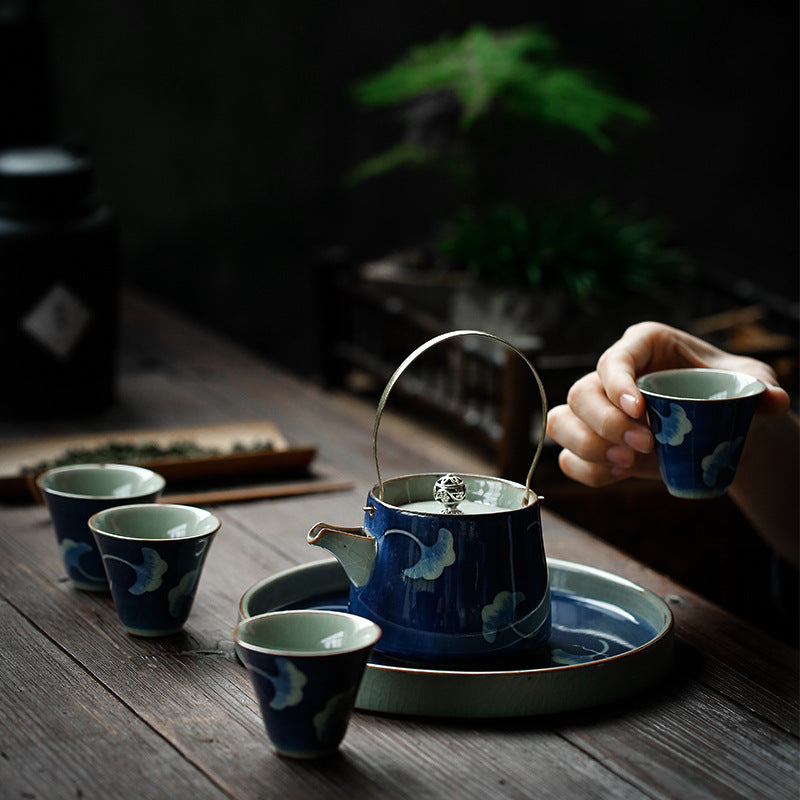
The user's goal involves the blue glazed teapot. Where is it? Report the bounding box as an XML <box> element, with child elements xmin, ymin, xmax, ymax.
<box><xmin>308</xmin><ymin>330</ymin><xmax>551</xmax><ymax>664</ymax></box>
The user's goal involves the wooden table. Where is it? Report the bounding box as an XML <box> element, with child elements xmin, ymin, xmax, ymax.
<box><xmin>1</xmin><ymin>290</ymin><xmax>797</xmax><ymax>799</ymax></box>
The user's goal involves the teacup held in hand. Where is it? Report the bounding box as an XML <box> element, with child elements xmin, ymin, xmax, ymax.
<box><xmin>637</xmin><ymin>368</ymin><xmax>765</xmax><ymax>499</ymax></box>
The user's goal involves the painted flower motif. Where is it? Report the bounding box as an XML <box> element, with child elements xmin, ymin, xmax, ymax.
<box><xmin>551</xmin><ymin>637</ymin><xmax>610</xmax><ymax>665</ymax></box>
<box><xmin>385</xmin><ymin>527</ymin><xmax>456</xmax><ymax>581</ymax></box>
<box><xmin>652</xmin><ymin>402</ymin><xmax>693</xmax><ymax>446</ymax></box>
<box><xmin>249</xmin><ymin>657</ymin><xmax>308</xmax><ymax>710</ymax></box>
<box><xmin>102</xmin><ymin>546</ymin><xmax>168</xmax><ymax>594</ymax></box>
<box><xmin>168</xmin><ymin>569</ymin><xmax>200</xmax><ymax>617</ymax></box>
<box><xmin>60</xmin><ymin>539</ymin><xmax>105</xmax><ymax>583</ymax></box>
<box><xmin>313</xmin><ymin>688</ymin><xmax>355</xmax><ymax>744</ymax></box>
<box><xmin>481</xmin><ymin>590</ymin><xmax>526</xmax><ymax>643</ymax></box>
<box><xmin>701</xmin><ymin>437</ymin><xmax>743</xmax><ymax>487</ymax></box>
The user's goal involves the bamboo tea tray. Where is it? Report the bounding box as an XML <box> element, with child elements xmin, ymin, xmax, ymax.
<box><xmin>0</xmin><ymin>421</ymin><xmax>316</xmax><ymax>499</ymax></box>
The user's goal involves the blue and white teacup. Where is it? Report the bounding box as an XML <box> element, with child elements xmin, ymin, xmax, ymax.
<box><xmin>234</xmin><ymin>610</ymin><xmax>381</xmax><ymax>759</ymax></box>
<box><xmin>637</xmin><ymin>368</ymin><xmax>765</xmax><ymax>499</ymax></box>
<box><xmin>36</xmin><ymin>463</ymin><xmax>166</xmax><ymax>591</ymax></box>
<box><xmin>88</xmin><ymin>503</ymin><xmax>220</xmax><ymax>636</ymax></box>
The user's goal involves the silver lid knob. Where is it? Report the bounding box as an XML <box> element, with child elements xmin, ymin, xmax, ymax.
<box><xmin>433</xmin><ymin>473</ymin><xmax>467</xmax><ymax>514</ymax></box>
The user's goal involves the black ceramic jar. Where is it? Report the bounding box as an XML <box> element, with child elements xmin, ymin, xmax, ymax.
<box><xmin>0</xmin><ymin>145</ymin><xmax>120</xmax><ymax>417</ymax></box>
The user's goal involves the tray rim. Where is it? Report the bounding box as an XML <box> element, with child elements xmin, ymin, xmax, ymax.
<box><xmin>238</xmin><ymin>557</ymin><xmax>675</xmax><ymax>718</ymax></box>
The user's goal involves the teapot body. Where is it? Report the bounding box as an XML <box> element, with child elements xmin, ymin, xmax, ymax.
<box><xmin>307</xmin><ymin>330</ymin><xmax>554</xmax><ymax>664</ymax></box>
<box><xmin>349</xmin><ymin>473</ymin><xmax>550</xmax><ymax>663</ymax></box>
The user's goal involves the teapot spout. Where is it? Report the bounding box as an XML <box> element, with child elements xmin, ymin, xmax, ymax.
<box><xmin>307</xmin><ymin>523</ymin><xmax>376</xmax><ymax>588</ymax></box>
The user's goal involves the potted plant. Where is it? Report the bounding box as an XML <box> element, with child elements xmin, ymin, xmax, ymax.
<box><xmin>346</xmin><ymin>24</ymin><xmax>690</xmax><ymax>342</ymax></box>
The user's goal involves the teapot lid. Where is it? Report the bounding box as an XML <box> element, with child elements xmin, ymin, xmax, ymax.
<box><xmin>400</xmin><ymin>474</ymin><xmax>508</xmax><ymax>515</ymax></box>
<box><xmin>373</xmin><ymin>472</ymin><xmax>538</xmax><ymax>515</ymax></box>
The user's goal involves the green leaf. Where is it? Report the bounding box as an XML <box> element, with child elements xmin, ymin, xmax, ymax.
<box><xmin>353</xmin><ymin>25</ymin><xmax>557</xmax><ymax>126</ymax></box>
<box><xmin>436</xmin><ymin>201</ymin><xmax>687</xmax><ymax>300</ymax></box>
<box><xmin>505</xmin><ymin>67</ymin><xmax>652</xmax><ymax>150</ymax></box>
<box><xmin>351</xmin><ymin>24</ymin><xmax>649</xmax><ymax>143</ymax></box>
<box><xmin>345</xmin><ymin>141</ymin><xmax>438</xmax><ymax>184</ymax></box>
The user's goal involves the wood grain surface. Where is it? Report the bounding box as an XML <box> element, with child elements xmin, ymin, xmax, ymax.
<box><xmin>0</xmin><ymin>288</ymin><xmax>796</xmax><ymax>800</ymax></box>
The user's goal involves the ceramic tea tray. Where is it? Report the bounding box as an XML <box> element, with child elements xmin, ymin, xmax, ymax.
<box><xmin>238</xmin><ymin>558</ymin><xmax>674</xmax><ymax>718</ymax></box>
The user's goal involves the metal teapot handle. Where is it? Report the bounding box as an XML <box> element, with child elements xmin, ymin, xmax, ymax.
<box><xmin>373</xmin><ymin>329</ymin><xmax>548</xmax><ymax>504</ymax></box>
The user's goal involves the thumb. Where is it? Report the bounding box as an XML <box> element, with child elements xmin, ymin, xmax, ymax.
<box><xmin>759</xmin><ymin>383</ymin><xmax>791</xmax><ymax>416</ymax></box>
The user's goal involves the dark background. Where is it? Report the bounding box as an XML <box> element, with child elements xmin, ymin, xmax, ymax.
<box><xmin>5</xmin><ymin>1</ymin><xmax>798</xmax><ymax>375</ymax></box>
<box><xmin>3</xmin><ymin>1</ymin><xmax>797</xmax><ymax>643</ymax></box>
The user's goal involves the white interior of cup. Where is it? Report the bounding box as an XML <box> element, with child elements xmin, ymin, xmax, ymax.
<box><xmin>235</xmin><ymin>610</ymin><xmax>381</xmax><ymax>656</ymax></box>
<box><xmin>37</xmin><ymin>463</ymin><xmax>166</xmax><ymax>499</ymax></box>
<box><xmin>637</xmin><ymin>368</ymin><xmax>765</xmax><ymax>401</ymax></box>
<box><xmin>88</xmin><ymin>503</ymin><xmax>219</xmax><ymax>540</ymax></box>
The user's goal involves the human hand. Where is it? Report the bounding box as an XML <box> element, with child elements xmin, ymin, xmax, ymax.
<box><xmin>546</xmin><ymin>321</ymin><xmax>791</xmax><ymax>488</ymax></box>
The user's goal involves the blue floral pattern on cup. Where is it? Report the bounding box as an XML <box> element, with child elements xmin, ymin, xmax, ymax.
<box><xmin>701</xmin><ymin>437</ymin><xmax>744</xmax><ymax>488</ymax></box>
<box><xmin>168</xmin><ymin>569</ymin><xmax>203</xmax><ymax>617</ymax></box>
<box><xmin>249</xmin><ymin>658</ymin><xmax>308</xmax><ymax>709</ymax></box>
<box><xmin>60</xmin><ymin>539</ymin><xmax>107</xmax><ymax>587</ymax></box>
<box><xmin>37</xmin><ymin>464</ymin><xmax>165</xmax><ymax>591</ymax></box>
<box><xmin>103</xmin><ymin>546</ymin><xmax>168</xmax><ymax>594</ymax></box>
<box><xmin>650</xmin><ymin>402</ymin><xmax>693</xmax><ymax>445</ymax></box>
<box><xmin>650</xmin><ymin>401</ymin><xmax>747</xmax><ymax>491</ymax></box>
<box><xmin>101</xmin><ymin>545</ymin><xmax>203</xmax><ymax>621</ymax></box>
<box><xmin>234</xmin><ymin>611</ymin><xmax>380</xmax><ymax>759</ymax></box>
<box><xmin>89</xmin><ymin>504</ymin><xmax>220</xmax><ymax>637</ymax></box>
<box><xmin>638</xmin><ymin>368</ymin><xmax>764</xmax><ymax>499</ymax></box>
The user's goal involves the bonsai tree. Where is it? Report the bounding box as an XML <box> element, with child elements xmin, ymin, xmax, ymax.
<box><xmin>349</xmin><ymin>24</ymin><xmax>686</xmax><ymax>300</ymax></box>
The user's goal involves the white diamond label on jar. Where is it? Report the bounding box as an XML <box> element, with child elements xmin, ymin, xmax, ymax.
<box><xmin>21</xmin><ymin>283</ymin><xmax>92</xmax><ymax>360</ymax></box>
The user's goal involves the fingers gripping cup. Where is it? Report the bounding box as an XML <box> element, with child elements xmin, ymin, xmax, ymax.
<box><xmin>36</xmin><ymin>464</ymin><xmax>166</xmax><ymax>591</ymax></box>
<box><xmin>234</xmin><ymin>610</ymin><xmax>381</xmax><ymax>759</ymax></box>
<box><xmin>637</xmin><ymin>368</ymin><xmax>765</xmax><ymax>499</ymax></box>
<box><xmin>88</xmin><ymin>503</ymin><xmax>220</xmax><ymax>636</ymax></box>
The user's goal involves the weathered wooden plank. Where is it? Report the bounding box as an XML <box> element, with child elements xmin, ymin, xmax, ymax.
<box><xmin>545</xmin><ymin>518</ymin><xmax>800</xmax><ymax>736</ymax></box>
<box><xmin>559</xmin><ymin>665</ymin><xmax>799</xmax><ymax>800</ymax></box>
<box><xmin>0</xmin><ymin>504</ymin><xmax>642</xmax><ymax>800</ymax></box>
<box><xmin>0</xmin><ymin>599</ymin><xmax>229</xmax><ymax>800</ymax></box>
<box><xmin>0</xmin><ymin>289</ymin><xmax>797</xmax><ymax>800</ymax></box>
